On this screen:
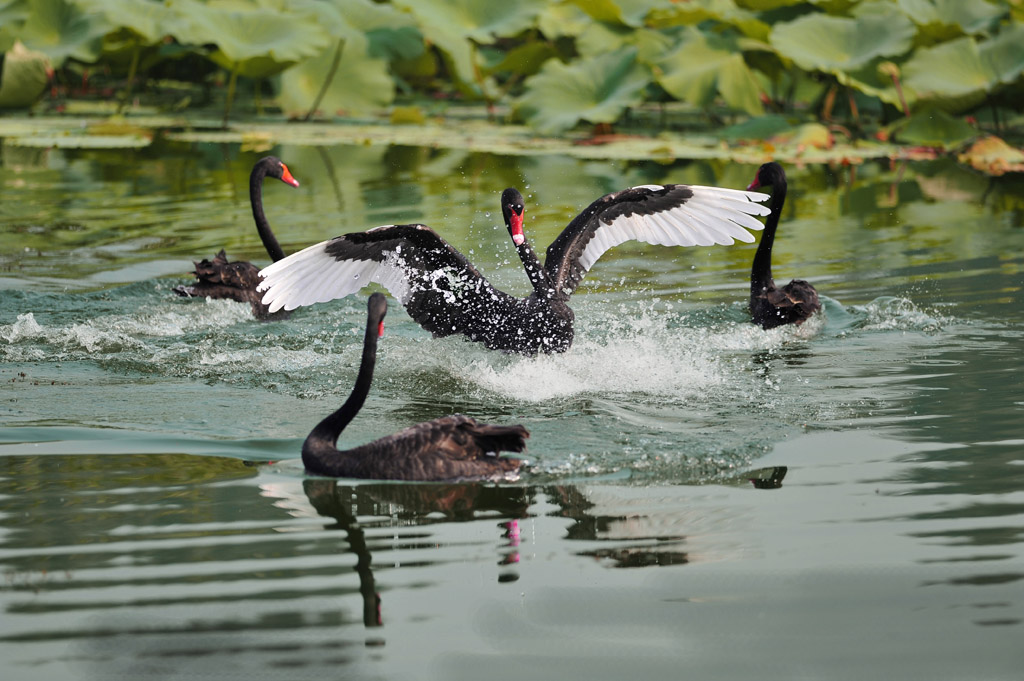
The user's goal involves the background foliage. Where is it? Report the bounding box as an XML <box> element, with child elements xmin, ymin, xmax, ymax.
<box><xmin>0</xmin><ymin>0</ymin><xmax>1022</xmax><ymax>143</ymax></box>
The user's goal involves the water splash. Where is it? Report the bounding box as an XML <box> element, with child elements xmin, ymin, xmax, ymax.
<box><xmin>855</xmin><ymin>296</ymin><xmax>949</xmax><ymax>332</ymax></box>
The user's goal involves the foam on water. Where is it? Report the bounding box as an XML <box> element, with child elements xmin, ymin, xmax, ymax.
<box><xmin>425</xmin><ymin>301</ymin><xmax>826</xmax><ymax>405</ymax></box>
<box><xmin>1</xmin><ymin>283</ymin><xmax>967</xmax><ymax>482</ymax></box>
<box><xmin>855</xmin><ymin>296</ymin><xmax>949</xmax><ymax>332</ymax></box>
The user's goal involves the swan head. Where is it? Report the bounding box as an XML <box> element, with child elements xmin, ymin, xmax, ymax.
<box><xmin>748</xmin><ymin>162</ymin><xmax>785</xmax><ymax>192</ymax></box>
<box><xmin>500</xmin><ymin>188</ymin><xmax>526</xmax><ymax>246</ymax></box>
<box><xmin>260</xmin><ymin>156</ymin><xmax>300</xmax><ymax>188</ymax></box>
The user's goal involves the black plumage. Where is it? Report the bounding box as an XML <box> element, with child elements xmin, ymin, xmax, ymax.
<box><xmin>302</xmin><ymin>292</ymin><xmax>528</xmax><ymax>481</ymax></box>
<box><xmin>174</xmin><ymin>156</ymin><xmax>298</xmax><ymax>318</ymax></box>
<box><xmin>747</xmin><ymin>162</ymin><xmax>821</xmax><ymax>329</ymax></box>
<box><xmin>259</xmin><ymin>182</ymin><xmax>769</xmax><ymax>353</ymax></box>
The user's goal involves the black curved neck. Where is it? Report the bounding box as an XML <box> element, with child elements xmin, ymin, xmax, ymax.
<box><xmin>251</xmin><ymin>164</ymin><xmax>286</xmax><ymax>262</ymax></box>
<box><xmin>751</xmin><ymin>181</ymin><xmax>786</xmax><ymax>296</ymax></box>
<box><xmin>306</xmin><ymin>319</ymin><xmax>379</xmax><ymax>450</ymax></box>
<box><xmin>516</xmin><ymin>239</ymin><xmax>555</xmax><ymax>298</ymax></box>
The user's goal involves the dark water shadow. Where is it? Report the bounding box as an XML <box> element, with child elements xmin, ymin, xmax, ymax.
<box><xmin>301</xmin><ymin>479</ymin><xmax>533</xmax><ymax>627</ymax></box>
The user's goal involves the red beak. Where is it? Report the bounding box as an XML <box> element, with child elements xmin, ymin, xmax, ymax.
<box><xmin>280</xmin><ymin>164</ymin><xmax>300</xmax><ymax>188</ymax></box>
<box><xmin>510</xmin><ymin>212</ymin><xmax>525</xmax><ymax>246</ymax></box>
<box><xmin>378</xmin><ymin>321</ymin><xmax>385</xmax><ymax>337</ymax></box>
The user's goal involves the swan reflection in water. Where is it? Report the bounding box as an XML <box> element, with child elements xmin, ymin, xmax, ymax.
<box><xmin>284</xmin><ymin>480</ymin><xmax>532</xmax><ymax>630</ymax></box>
<box><xmin>257</xmin><ymin>465</ymin><xmax>786</xmax><ymax>633</ymax></box>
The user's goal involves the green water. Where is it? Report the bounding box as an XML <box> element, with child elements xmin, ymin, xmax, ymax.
<box><xmin>1</xmin><ymin>141</ymin><xmax>1023</xmax><ymax>680</ymax></box>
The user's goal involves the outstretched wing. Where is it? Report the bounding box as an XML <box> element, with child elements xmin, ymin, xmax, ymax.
<box><xmin>257</xmin><ymin>224</ymin><xmax>508</xmax><ymax>336</ymax></box>
<box><xmin>544</xmin><ymin>184</ymin><xmax>770</xmax><ymax>295</ymax></box>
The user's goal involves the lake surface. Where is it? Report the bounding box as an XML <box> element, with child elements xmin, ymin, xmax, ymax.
<box><xmin>1</xmin><ymin>138</ymin><xmax>1023</xmax><ymax>680</ymax></box>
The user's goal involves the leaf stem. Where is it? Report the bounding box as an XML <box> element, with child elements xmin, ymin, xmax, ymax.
<box><xmin>305</xmin><ymin>39</ymin><xmax>345</xmax><ymax>121</ymax></box>
<box><xmin>223</xmin><ymin>64</ymin><xmax>239</xmax><ymax>128</ymax></box>
<box><xmin>117</xmin><ymin>43</ymin><xmax>141</xmax><ymax>114</ymax></box>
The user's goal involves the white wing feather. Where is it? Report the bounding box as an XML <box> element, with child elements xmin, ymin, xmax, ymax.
<box><xmin>258</xmin><ymin>232</ymin><xmax>414</xmax><ymax>313</ymax></box>
<box><xmin>576</xmin><ymin>185</ymin><xmax>768</xmax><ymax>271</ymax></box>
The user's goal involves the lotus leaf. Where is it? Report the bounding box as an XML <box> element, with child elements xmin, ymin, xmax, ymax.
<box><xmin>769</xmin><ymin>4</ymin><xmax>915</xmax><ymax>72</ymax></box>
<box><xmin>657</xmin><ymin>30</ymin><xmax>763</xmax><ymax>115</ymax></box>
<box><xmin>393</xmin><ymin>0</ymin><xmax>546</xmax><ymax>95</ymax></box>
<box><xmin>647</xmin><ymin>0</ymin><xmax>770</xmax><ymax>42</ymax></box>
<box><xmin>168</xmin><ymin>0</ymin><xmax>330</xmax><ymax>71</ymax></box>
<box><xmin>736</xmin><ymin>0</ymin><xmax>812</xmax><ymax>9</ymax></box>
<box><xmin>0</xmin><ymin>41</ymin><xmax>50</xmax><ymax>108</ymax></box>
<box><xmin>71</xmin><ymin>0</ymin><xmax>175</xmax><ymax>44</ymax></box>
<box><xmin>576</xmin><ymin>22</ymin><xmax>674</xmax><ymax>63</ymax></box>
<box><xmin>6</xmin><ymin>132</ymin><xmax>151</xmax><ymax>148</ymax></box>
<box><xmin>276</xmin><ymin>36</ymin><xmax>393</xmax><ymax>117</ymax></box>
<box><xmin>292</xmin><ymin>0</ymin><xmax>423</xmax><ymax>60</ymax></box>
<box><xmin>979</xmin><ymin>21</ymin><xmax>1024</xmax><ymax>85</ymax></box>
<box><xmin>537</xmin><ymin>3</ymin><xmax>591</xmax><ymax>39</ymax></box>
<box><xmin>896</xmin><ymin>0</ymin><xmax>1006</xmax><ymax>38</ymax></box>
<box><xmin>772</xmin><ymin>122</ymin><xmax>834</xmax><ymax>150</ymax></box>
<box><xmin>720</xmin><ymin>114</ymin><xmax>796</xmax><ymax>140</ymax></box>
<box><xmin>888</xmin><ymin>108</ymin><xmax>978</xmax><ymax>148</ymax></box>
<box><xmin>0</xmin><ymin>0</ymin><xmax>29</xmax><ymax>53</ymax></box>
<box><xmin>484</xmin><ymin>42</ymin><xmax>557</xmax><ymax>78</ymax></box>
<box><xmin>569</xmin><ymin>0</ymin><xmax>672</xmax><ymax>27</ymax></box>
<box><xmin>957</xmin><ymin>135</ymin><xmax>1024</xmax><ymax>176</ymax></box>
<box><xmin>515</xmin><ymin>47</ymin><xmax>651</xmax><ymax>134</ymax></box>
<box><xmin>902</xmin><ymin>37</ymin><xmax>990</xmax><ymax>105</ymax></box>
<box><xmin>342</xmin><ymin>0</ymin><xmax>422</xmax><ymax>59</ymax></box>
<box><xmin>824</xmin><ymin>60</ymin><xmax>904</xmax><ymax>109</ymax></box>
<box><xmin>17</xmin><ymin>0</ymin><xmax>112</xmax><ymax>64</ymax></box>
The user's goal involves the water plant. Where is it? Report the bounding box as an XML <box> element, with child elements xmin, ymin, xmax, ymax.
<box><xmin>0</xmin><ymin>0</ymin><xmax>1019</xmax><ymax>149</ymax></box>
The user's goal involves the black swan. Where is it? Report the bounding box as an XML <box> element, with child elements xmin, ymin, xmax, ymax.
<box><xmin>257</xmin><ymin>182</ymin><xmax>770</xmax><ymax>353</ymax></box>
<box><xmin>746</xmin><ymin>162</ymin><xmax>820</xmax><ymax>329</ymax></box>
<box><xmin>302</xmin><ymin>292</ymin><xmax>528</xmax><ymax>481</ymax></box>
<box><xmin>174</xmin><ymin>156</ymin><xmax>299</xmax><ymax>318</ymax></box>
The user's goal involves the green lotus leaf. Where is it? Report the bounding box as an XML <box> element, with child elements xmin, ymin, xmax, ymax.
<box><xmin>515</xmin><ymin>47</ymin><xmax>651</xmax><ymax>134</ymax></box>
<box><xmin>832</xmin><ymin>60</ymin><xmax>903</xmax><ymax>108</ymax></box>
<box><xmin>897</xmin><ymin>0</ymin><xmax>1006</xmax><ymax>38</ymax></box>
<box><xmin>276</xmin><ymin>36</ymin><xmax>393</xmax><ymax>117</ymax></box>
<box><xmin>17</xmin><ymin>0</ymin><xmax>112</xmax><ymax>64</ymax></box>
<box><xmin>290</xmin><ymin>0</ymin><xmax>422</xmax><ymax>61</ymax></box>
<box><xmin>0</xmin><ymin>0</ymin><xmax>30</xmax><ymax>53</ymax></box>
<box><xmin>735</xmin><ymin>0</ymin><xmax>815</xmax><ymax>9</ymax></box>
<box><xmin>576</xmin><ymin>22</ymin><xmax>675</xmax><ymax>63</ymax></box>
<box><xmin>769</xmin><ymin>4</ymin><xmax>915</xmax><ymax>72</ymax></box>
<box><xmin>6</xmin><ymin>132</ymin><xmax>152</xmax><ymax>148</ymax></box>
<box><xmin>484</xmin><ymin>41</ymin><xmax>557</xmax><ymax>78</ymax></box>
<box><xmin>334</xmin><ymin>0</ymin><xmax>423</xmax><ymax>60</ymax></box>
<box><xmin>888</xmin><ymin>108</ymin><xmax>978</xmax><ymax>148</ymax></box>
<box><xmin>167</xmin><ymin>0</ymin><xmax>331</xmax><ymax>66</ymax></box>
<box><xmin>392</xmin><ymin>0</ymin><xmax>545</xmax><ymax>93</ymax></box>
<box><xmin>979</xmin><ymin>21</ymin><xmax>1024</xmax><ymax>85</ymax></box>
<box><xmin>569</xmin><ymin>0</ymin><xmax>672</xmax><ymax>27</ymax></box>
<box><xmin>903</xmin><ymin>37</ymin><xmax>990</xmax><ymax>103</ymax></box>
<box><xmin>70</xmin><ymin>0</ymin><xmax>174</xmax><ymax>44</ymax></box>
<box><xmin>720</xmin><ymin>114</ymin><xmax>799</xmax><ymax>141</ymax></box>
<box><xmin>537</xmin><ymin>2</ymin><xmax>591</xmax><ymax>39</ymax></box>
<box><xmin>647</xmin><ymin>0</ymin><xmax>770</xmax><ymax>42</ymax></box>
<box><xmin>0</xmin><ymin>41</ymin><xmax>50</xmax><ymax>108</ymax></box>
<box><xmin>657</xmin><ymin>30</ymin><xmax>764</xmax><ymax>115</ymax></box>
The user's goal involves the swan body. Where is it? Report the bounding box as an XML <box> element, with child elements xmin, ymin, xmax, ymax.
<box><xmin>747</xmin><ymin>162</ymin><xmax>820</xmax><ymax>329</ymax></box>
<box><xmin>174</xmin><ymin>156</ymin><xmax>298</xmax><ymax>318</ymax></box>
<box><xmin>302</xmin><ymin>292</ymin><xmax>527</xmax><ymax>481</ymax></box>
<box><xmin>258</xmin><ymin>183</ymin><xmax>770</xmax><ymax>353</ymax></box>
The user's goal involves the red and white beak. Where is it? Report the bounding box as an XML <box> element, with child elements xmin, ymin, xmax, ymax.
<box><xmin>280</xmin><ymin>164</ymin><xmax>300</xmax><ymax>188</ymax></box>
<box><xmin>509</xmin><ymin>212</ymin><xmax>525</xmax><ymax>246</ymax></box>
<box><xmin>377</xmin><ymin>320</ymin><xmax>385</xmax><ymax>337</ymax></box>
